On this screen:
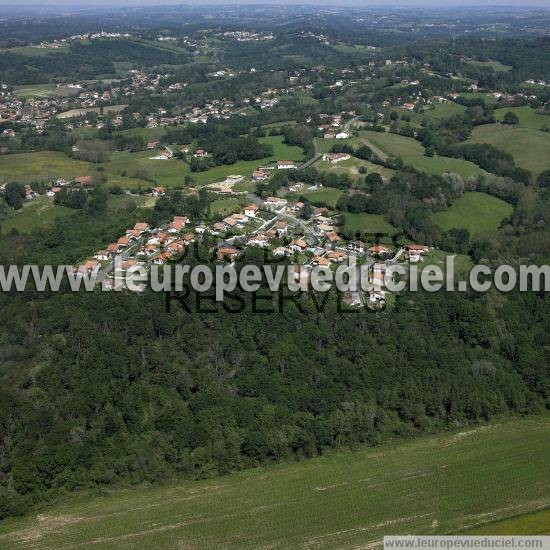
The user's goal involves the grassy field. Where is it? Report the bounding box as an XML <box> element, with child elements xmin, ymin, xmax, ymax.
<box><xmin>13</xmin><ymin>83</ymin><xmax>80</xmax><ymax>99</ymax></box>
<box><xmin>209</xmin><ymin>198</ymin><xmax>243</xmax><ymax>217</ymax></box>
<box><xmin>317</xmin><ymin>156</ymin><xmax>395</xmax><ymax>182</ymax></box>
<box><xmin>467</xmin><ymin>125</ymin><xmax>550</xmax><ymax>177</ymax></box>
<box><xmin>343</xmin><ymin>212</ymin><xmax>397</xmax><ymax>235</ymax></box>
<box><xmin>298</xmin><ymin>187</ymin><xmax>343</xmax><ymax>207</ymax></box>
<box><xmin>361</xmin><ymin>131</ymin><xmax>483</xmax><ymax>179</ymax></box>
<box><xmin>101</xmin><ymin>137</ymin><xmax>304</xmax><ymax>189</ymax></box>
<box><xmin>259</xmin><ymin>135</ymin><xmax>305</xmax><ymax>161</ymax></box>
<box><xmin>464</xmin><ymin>509</ymin><xmax>550</xmax><ymax>535</ymax></box>
<box><xmin>0</xmin><ymin>196</ymin><xmax>74</xmax><ymax>233</ymax></box>
<box><xmin>396</xmin><ymin>102</ymin><xmax>466</xmax><ymax>125</ymax></box>
<box><xmin>466</xmin><ymin>59</ymin><xmax>512</xmax><ymax>72</ymax></box>
<box><xmin>1</xmin><ymin>416</ymin><xmax>550</xmax><ymax>548</ymax></box>
<box><xmin>457</xmin><ymin>92</ymin><xmax>499</xmax><ymax>107</ymax></box>
<box><xmin>434</xmin><ymin>192</ymin><xmax>513</xmax><ymax>237</ymax></box>
<box><xmin>0</xmin><ymin>151</ymin><xmax>92</xmax><ymax>185</ymax></box>
<box><xmin>102</xmin><ymin>150</ymin><xmax>188</xmax><ymax>188</ymax></box>
<box><xmin>493</xmin><ymin>106</ymin><xmax>550</xmax><ymax>130</ymax></box>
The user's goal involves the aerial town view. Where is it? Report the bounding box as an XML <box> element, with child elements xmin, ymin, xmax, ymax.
<box><xmin>0</xmin><ymin>1</ymin><xmax>549</xmax><ymax>548</ymax></box>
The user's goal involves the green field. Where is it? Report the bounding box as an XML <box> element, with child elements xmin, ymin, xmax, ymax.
<box><xmin>259</xmin><ymin>135</ymin><xmax>305</xmax><ymax>161</ymax></box>
<box><xmin>466</xmin><ymin>59</ymin><xmax>512</xmax><ymax>72</ymax></box>
<box><xmin>13</xmin><ymin>83</ymin><xmax>80</xmax><ymax>99</ymax></box>
<box><xmin>467</xmin><ymin>125</ymin><xmax>550</xmax><ymax>177</ymax></box>
<box><xmin>434</xmin><ymin>192</ymin><xmax>513</xmax><ymax>237</ymax></box>
<box><xmin>464</xmin><ymin>509</ymin><xmax>550</xmax><ymax>535</ymax></box>
<box><xmin>209</xmin><ymin>198</ymin><xmax>243</xmax><ymax>217</ymax></box>
<box><xmin>361</xmin><ymin>131</ymin><xmax>483</xmax><ymax>179</ymax></box>
<box><xmin>102</xmin><ymin>150</ymin><xmax>188</xmax><ymax>187</ymax></box>
<box><xmin>0</xmin><ymin>196</ymin><xmax>74</xmax><ymax>233</ymax></box>
<box><xmin>100</xmin><ymin>136</ymin><xmax>305</xmax><ymax>189</ymax></box>
<box><xmin>493</xmin><ymin>106</ymin><xmax>550</xmax><ymax>130</ymax></box>
<box><xmin>1</xmin><ymin>416</ymin><xmax>550</xmax><ymax>548</ymax></box>
<box><xmin>343</xmin><ymin>212</ymin><xmax>397</xmax><ymax>235</ymax></box>
<box><xmin>396</xmin><ymin>102</ymin><xmax>466</xmax><ymax>125</ymax></box>
<box><xmin>0</xmin><ymin>152</ymin><xmax>93</xmax><ymax>185</ymax></box>
<box><xmin>457</xmin><ymin>92</ymin><xmax>499</xmax><ymax>107</ymax></box>
<box><xmin>298</xmin><ymin>187</ymin><xmax>343</xmax><ymax>207</ymax></box>
<box><xmin>317</xmin><ymin>156</ymin><xmax>395</xmax><ymax>182</ymax></box>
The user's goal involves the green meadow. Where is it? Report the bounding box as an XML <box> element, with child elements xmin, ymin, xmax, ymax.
<box><xmin>343</xmin><ymin>212</ymin><xmax>397</xmax><ymax>235</ymax></box>
<box><xmin>396</xmin><ymin>102</ymin><xmax>466</xmax><ymax>125</ymax></box>
<box><xmin>493</xmin><ymin>106</ymin><xmax>550</xmax><ymax>130</ymax></box>
<box><xmin>466</xmin><ymin>59</ymin><xmax>512</xmax><ymax>72</ymax></box>
<box><xmin>0</xmin><ymin>196</ymin><xmax>74</xmax><ymax>234</ymax></box>
<box><xmin>0</xmin><ymin>151</ymin><xmax>93</xmax><ymax>185</ymax></box>
<box><xmin>467</xmin><ymin>125</ymin><xmax>550</xmax><ymax>177</ymax></box>
<box><xmin>1</xmin><ymin>416</ymin><xmax>549</xmax><ymax>548</ymax></box>
<box><xmin>434</xmin><ymin>192</ymin><xmax>513</xmax><ymax>237</ymax></box>
<box><xmin>100</xmin><ymin>136</ymin><xmax>305</xmax><ymax>188</ymax></box>
<box><xmin>298</xmin><ymin>187</ymin><xmax>343</xmax><ymax>207</ymax></box>
<box><xmin>361</xmin><ymin>131</ymin><xmax>483</xmax><ymax>179</ymax></box>
<box><xmin>259</xmin><ymin>135</ymin><xmax>305</xmax><ymax>161</ymax></box>
<box><xmin>317</xmin><ymin>155</ymin><xmax>395</xmax><ymax>181</ymax></box>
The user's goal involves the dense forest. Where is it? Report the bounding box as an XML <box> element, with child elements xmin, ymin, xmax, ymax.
<box><xmin>1</xmin><ymin>3</ymin><xmax>550</xmax><ymax>524</ymax></box>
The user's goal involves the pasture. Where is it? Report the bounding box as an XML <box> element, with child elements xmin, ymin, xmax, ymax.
<box><xmin>1</xmin><ymin>416</ymin><xmax>549</xmax><ymax>548</ymax></box>
<box><xmin>259</xmin><ymin>135</ymin><xmax>305</xmax><ymax>161</ymax></box>
<box><xmin>493</xmin><ymin>106</ymin><xmax>550</xmax><ymax>130</ymax></box>
<box><xmin>298</xmin><ymin>187</ymin><xmax>343</xmax><ymax>208</ymax></box>
<box><xmin>466</xmin><ymin>59</ymin><xmax>512</xmax><ymax>72</ymax></box>
<box><xmin>396</xmin><ymin>102</ymin><xmax>466</xmax><ymax>125</ymax></box>
<box><xmin>343</xmin><ymin>212</ymin><xmax>397</xmax><ymax>235</ymax></box>
<box><xmin>0</xmin><ymin>151</ymin><xmax>92</xmax><ymax>185</ymax></box>
<box><xmin>317</xmin><ymin>156</ymin><xmax>395</xmax><ymax>182</ymax></box>
<box><xmin>467</xmin><ymin>125</ymin><xmax>550</xmax><ymax>177</ymax></box>
<box><xmin>0</xmin><ymin>196</ymin><xmax>74</xmax><ymax>234</ymax></box>
<box><xmin>433</xmin><ymin>192</ymin><xmax>513</xmax><ymax>237</ymax></box>
<box><xmin>361</xmin><ymin>131</ymin><xmax>483</xmax><ymax>179</ymax></box>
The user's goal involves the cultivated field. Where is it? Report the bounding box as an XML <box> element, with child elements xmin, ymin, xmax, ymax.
<box><xmin>361</xmin><ymin>131</ymin><xmax>483</xmax><ymax>179</ymax></box>
<box><xmin>13</xmin><ymin>83</ymin><xmax>80</xmax><ymax>99</ymax></box>
<box><xmin>0</xmin><ymin>151</ymin><xmax>92</xmax><ymax>185</ymax></box>
<box><xmin>0</xmin><ymin>416</ymin><xmax>549</xmax><ymax>548</ymax></box>
<box><xmin>434</xmin><ymin>192</ymin><xmax>513</xmax><ymax>236</ymax></box>
<box><xmin>467</xmin><ymin>125</ymin><xmax>550</xmax><ymax>177</ymax></box>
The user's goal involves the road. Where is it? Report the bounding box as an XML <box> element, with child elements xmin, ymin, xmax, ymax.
<box><xmin>358</xmin><ymin>137</ymin><xmax>388</xmax><ymax>162</ymax></box>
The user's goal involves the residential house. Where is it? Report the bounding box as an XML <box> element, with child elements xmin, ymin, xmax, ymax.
<box><xmin>152</xmin><ymin>186</ymin><xmax>166</xmax><ymax>197</ymax></box>
<box><xmin>289</xmin><ymin>238</ymin><xmax>308</xmax><ymax>254</ymax></box>
<box><xmin>193</xmin><ymin>148</ymin><xmax>208</xmax><ymax>158</ymax></box>
<box><xmin>168</xmin><ymin>216</ymin><xmax>188</xmax><ymax>233</ymax></box>
<box><xmin>324</xmin><ymin>231</ymin><xmax>341</xmax><ymax>246</ymax></box>
<box><xmin>244</xmin><ymin>204</ymin><xmax>259</xmax><ymax>217</ymax></box>
<box><xmin>277</xmin><ymin>160</ymin><xmax>296</xmax><ymax>170</ymax></box>
<box><xmin>327</xmin><ymin>250</ymin><xmax>346</xmax><ymax>263</ymax></box>
<box><xmin>348</xmin><ymin>241</ymin><xmax>366</xmax><ymax>254</ymax></box>
<box><xmin>368</xmin><ymin>245</ymin><xmax>391</xmax><ymax>257</ymax></box>
<box><xmin>217</xmin><ymin>246</ymin><xmax>240</xmax><ymax>262</ymax></box>
<box><xmin>322</xmin><ymin>153</ymin><xmax>351</xmax><ymax>164</ymax></box>
<box><xmin>275</xmin><ymin>220</ymin><xmax>288</xmax><ymax>236</ymax></box>
<box><xmin>252</xmin><ymin>170</ymin><xmax>269</xmax><ymax>181</ymax></box>
<box><xmin>265</xmin><ymin>197</ymin><xmax>287</xmax><ymax>211</ymax></box>
<box><xmin>312</xmin><ymin>255</ymin><xmax>330</xmax><ymax>267</ymax></box>
<box><xmin>94</xmin><ymin>250</ymin><xmax>110</xmax><ymax>261</ymax></box>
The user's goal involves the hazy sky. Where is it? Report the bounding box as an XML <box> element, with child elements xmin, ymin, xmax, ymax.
<box><xmin>1</xmin><ymin>0</ymin><xmax>550</xmax><ymax>5</ymax></box>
